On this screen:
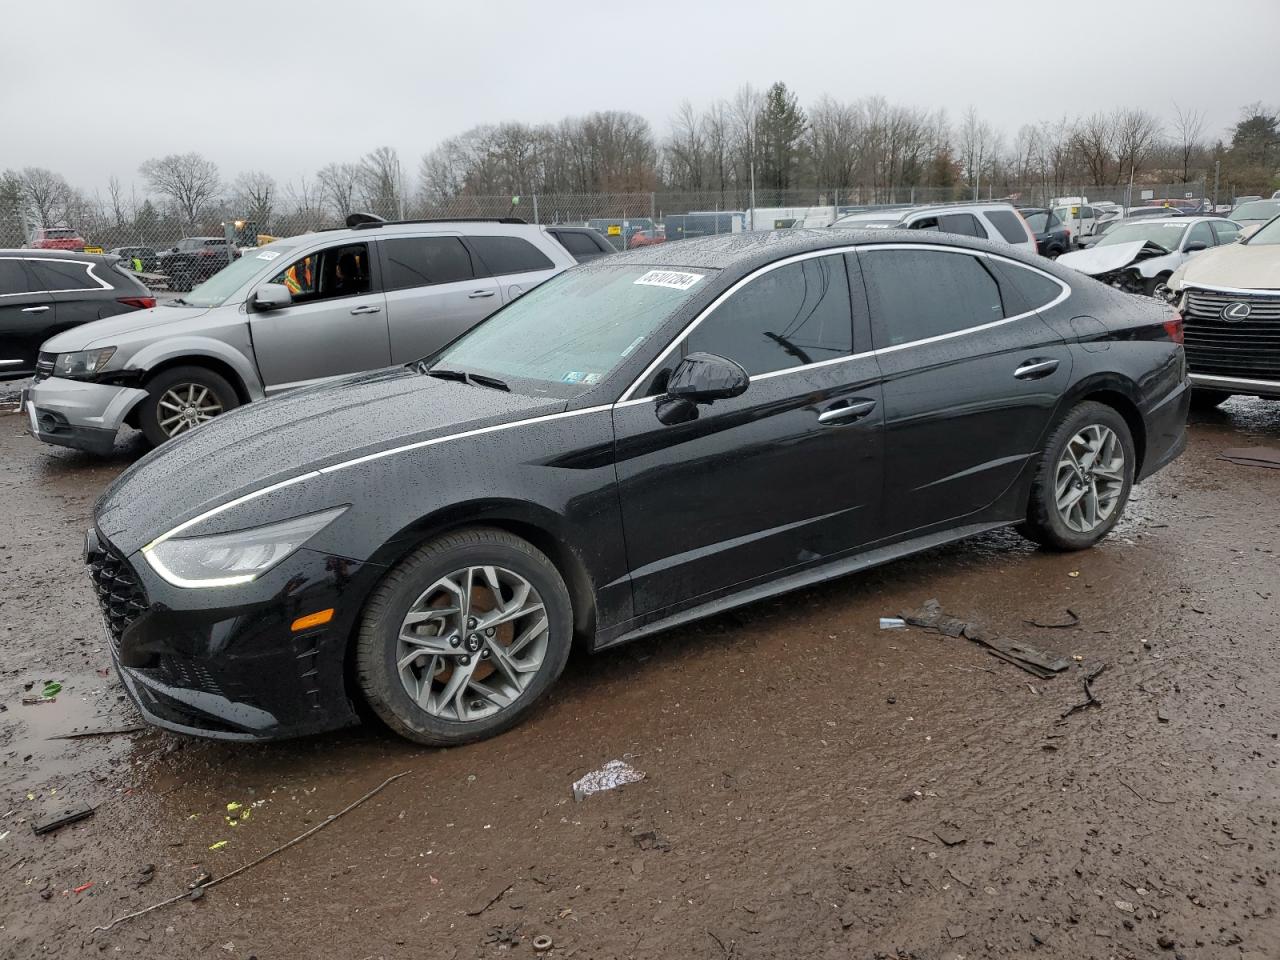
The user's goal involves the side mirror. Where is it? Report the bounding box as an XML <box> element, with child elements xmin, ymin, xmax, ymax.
<box><xmin>252</xmin><ymin>283</ymin><xmax>292</xmax><ymax>310</ymax></box>
<box><xmin>1184</xmin><ymin>241</ymin><xmax>1208</xmax><ymax>252</ymax></box>
<box><xmin>667</xmin><ymin>352</ymin><xmax>749</xmax><ymax>402</ymax></box>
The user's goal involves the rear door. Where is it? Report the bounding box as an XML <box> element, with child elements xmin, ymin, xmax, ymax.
<box><xmin>466</xmin><ymin>234</ymin><xmax>560</xmax><ymax>303</ymax></box>
<box><xmin>0</xmin><ymin>258</ymin><xmax>53</xmax><ymax>378</ymax></box>
<box><xmin>614</xmin><ymin>252</ymin><xmax>884</xmax><ymax>617</ymax></box>
<box><xmin>379</xmin><ymin>234</ymin><xmax>500</xmax><ymax>363</ymax></box>
<box><xmin>249</xmin><ymin>240</ymin><xmax>390</xmax><ymax>391</ymax></box>
<box><xmin>856</xmin><ymin>244</ymin><xmax>1072</xmax><ymax>539</ymax></box>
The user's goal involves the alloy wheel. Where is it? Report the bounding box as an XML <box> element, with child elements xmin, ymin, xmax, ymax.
<box><xmin>1054</xmin><ymin>424</ymin><xmax>1125</xmax><ymax>533</ymax></box>
<box><xmin>157</xmin><ymin>383</ymin><xmax>224</xmax><ymax>436</ymax></box>
<box><xmin>396</xmin><ymin>565</ymin><xmax>549</xmax><ymax>723</ymax></box>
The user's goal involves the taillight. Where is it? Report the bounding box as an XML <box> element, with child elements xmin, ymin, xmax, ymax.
<box><xmin>1163</xmin><ymin>312</ymin><xmax>1184</xmax><ymax>345</ymax></box>
<box><xmin>1064</xmin><ymin>227</ymin><xmax>1072</xmax><ymax>239</ymax></box>
<box><xmin>118</xmin><ymin>296</ymin><xmax>156</xmax><ymax>310</ymax></box>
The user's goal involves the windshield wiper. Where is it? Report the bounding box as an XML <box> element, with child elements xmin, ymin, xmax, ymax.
<box><xmin>423</xmin><ymin>366</ymin><xmax>509</xmax><ymax>391</ymax></box>
<box><xmin>167</xmin><ymin>298</ymin><xmax>189</xmax><ymax>306</ymax></box>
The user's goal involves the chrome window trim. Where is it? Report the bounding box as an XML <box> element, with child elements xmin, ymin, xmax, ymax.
<box><xmin>0</xmin><ymin>256</ymin><xmax>113</xmax><ymax>298</ymax></box>
<box><xmin>616</xmin><ymin>242</ymin><xmax>1071</xmax><ymax>404</ymax></box>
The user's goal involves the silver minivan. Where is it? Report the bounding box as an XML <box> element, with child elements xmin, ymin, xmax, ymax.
<box><xmin>24</xmin><ymin>219</ymin><xmax>589</xmax><ymax>454</ymax></box>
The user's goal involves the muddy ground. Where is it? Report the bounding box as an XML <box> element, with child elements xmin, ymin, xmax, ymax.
<box><xmin>1</xmin><ymin>399</ymin><xmax>1279</xmax><ymax>960</ymax></box>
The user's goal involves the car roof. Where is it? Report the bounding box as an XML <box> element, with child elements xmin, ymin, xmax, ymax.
<box><xmin>600</xmin><ymin>228</ymin><xmax>1043</xmax><ymax>274</ymax></box>
<box><xmin>288</xmin><ymin>220</ymin><xmax>552</xmax><ymax>246</ymax></box>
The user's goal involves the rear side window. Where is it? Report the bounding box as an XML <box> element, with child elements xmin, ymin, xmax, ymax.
<box><xmin>986</xmin><ymin>210</ymin><xmax>1030</xmax><ymax>243</ymax></box>
<box><xmin>552</xmin><ymin>231</ymin><xmax>605</xmax><ymax>258</ymax></box>
<box><xmin>938</xmin><ymin>213</ymin><xmax>988</xmax><ymax>238</ymax></box>
<box><xmin>468</xmin><ymin>236</ymin><xmax>555</xmax><ymax>276</ymax></box>
<box><xmin>862</xmin><ymin>249</ymin><xmax>1003</xmax><ymax>347</ymax></box>
<box><xmin>686</xmin><ymin>254</ymin><xmax>853</xmax><ymax>375</ymax></box>
<box><xmin>0</xmin><ymin>259</ymin><xmax>32</xmax><ymax>295</ymax></box>
<box><xmin>28</xmin><ymin>259</ymin><xmax>101</xmax><ymax>292</ymax></box>
<box><xmin>987</xmin><ymin>259</ymin><xmax>1067</xmax><ymax>313</ymax></box>
<box><xmin>381</xmin><ymin>237</ymin><xmax>475</xmax><ymax>290</ymax></box>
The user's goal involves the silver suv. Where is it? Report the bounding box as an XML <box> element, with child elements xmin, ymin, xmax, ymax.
<box><xmin>23</xmin><ymin>218</ymin><xmax>585</xmax><ymax>454</ymax></box>
<box><xmin>829</xmin><ymin>201</ymin><xmax>1037</xmax><ymax>255</ymax></box>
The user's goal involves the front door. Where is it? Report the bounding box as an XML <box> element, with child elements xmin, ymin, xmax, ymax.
<box><xmin>856</xmin><ymin>245</ymin><xmax>1072</xmax><ymax>539</ymax></box>
<box><xmin>249</xmin><ymin>241</ymin><xmax>390</xmax><ymax>391</ymax></box>
<box><xmin>614</xmin><ymin>252</ymin><xmax>884</xmax><ymax>619</ymax></box>
<box><xmin>378</xmin><ymin>235</ymin><xmax>501</xmax><ymax>363</ymax></box>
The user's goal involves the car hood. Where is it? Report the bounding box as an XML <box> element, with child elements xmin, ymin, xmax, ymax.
<box><xmin>1170</xmin><ymin>243</ymin><xmax>1280</xmax><ymax>291</ymax></box>
<box><xmin>1056</xmin><ymin>241</ymin><xmax>1153</xmax><ymax>276</ymax></box>
<box><xmin>42</xmin><ymin>304</ymin><xmax>214</xmax><ymax>352</ymax></box>
<box><xmin>94</xmin><ymin>367</ymin><xmax>567</xmax><ymax>554</ymax></box>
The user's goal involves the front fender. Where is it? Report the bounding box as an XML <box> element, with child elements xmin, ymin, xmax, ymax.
<box><xmin>126</xmin><ymin>335</ymin><xmax>265</xmax><ymax>400</ymax></box>
<box><xmin>1135</xmin><ymin>252</ymin><xmax>1181</xmax><ymax>279</ymax></box>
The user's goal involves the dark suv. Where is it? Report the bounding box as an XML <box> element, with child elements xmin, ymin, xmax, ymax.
<box><xmin>1019</xmin><ymin>208</ymin><xmax>1073</xmax><ymax>258</ymax></box>
<box><xmin>159</xmin><ymin>237</ymin><xmax>240</xmax><ymax>291</ymax></box>
<box><xmin>1</xmin><ymin>250</ymin><xmax>154</xmax><ymax>381</ymax></box>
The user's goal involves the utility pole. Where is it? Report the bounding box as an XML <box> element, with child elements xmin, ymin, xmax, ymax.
<box><xmin>1213</xmin><ymin>160</ymin><xmax>1220</xmax><ymax>210</ymax></box>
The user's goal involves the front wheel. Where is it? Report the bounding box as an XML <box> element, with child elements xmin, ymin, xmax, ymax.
<box><xmin>1018</xmin><ymin>401</ymin><xmax>1135</xmax><ymax>551</ymax></box>
<box><xmin>1143</xmin><ymin>275</ymin><xmax>1173</xmax><ymax>301</ymax></box>
<box><xmin>138</xmin><ymin>365</ymin><xmax>240</xmax><ymax>446</ymax></box>
<box><xmin>356</xmin><ymin>527</ymin><xmax>573</xmax><ymax>746</ymax></box>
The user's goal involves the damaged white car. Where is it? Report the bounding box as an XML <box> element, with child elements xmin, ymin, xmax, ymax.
<box><xmin>1056</xmin><ymin>217</ymin><xmax>1242</xmax><ymax>299</ymax></box>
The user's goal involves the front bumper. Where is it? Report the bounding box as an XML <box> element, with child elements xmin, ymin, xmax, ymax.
<box><xmin>25</xmin><ymin>376</ymin><xmax>147</xmax><ymax>454</ymax></box>
<box><xmin>87</xmin><ymin>529</ymin><xmax>382</xmax><ymax>740</ymax></box>
<box><xmin>1190</xmin><ymin>373</ymin><xmax>1280</xmax><ymax>400</ymax></box>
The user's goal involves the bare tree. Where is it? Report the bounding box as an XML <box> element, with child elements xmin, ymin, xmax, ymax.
<box><xmin>957</xmin><ymin>107</ymin><xmax>998</xmax><ymax>197</ymax></box>
<box><xmin>358</xmin><ymin>146</ymin><xmax>405</xmax><ymax>218</ymax></box>
<box><xmin>106</xmin><ymin>175</ymin><xmax>131</xmax><ymax>228</ymax></box>
<box><xmin>315</xmin><ymin>162</ymin><xmax>361</xmax><ymax>219</ymax></box>
<box><xmin>1070</xmin><ymin>112</ymin><xmax>1117</xmax><ymax>186</ymax></box>
<box><xmin>1114</xmin><ymin>108</ymin><xmax>1164</xmax><ymax>185</ymax></box>
<box><xmin>138</xmin><ymin>153</ymin><xmax>221</xmax><ymax>229</ymax></box>
<box><xmin>665</xmin><ymin>100</ymin><xmax>708</xmax><ymax>190</ymax></box>
<box><xmin>281</xmin><ymin>176</ymin><xmax>328</xmax><ymax>232</ymax></box>
<box><xmin>231</xmin><ymin>171</ymin><xmax>276</xmax><ymax>231</ymax></box>
<box><xmin>17</xmin><ymin>167</ymin><xmax>73</xmax><ymax>226</ymax></box>
<box><xmin>1171</xmin><ymin>102</ymin><xmax>1206</xmax><ymax>182</ymax></box>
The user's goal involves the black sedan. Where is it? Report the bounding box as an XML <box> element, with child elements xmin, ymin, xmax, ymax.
<box><xmin>88</xmin><ymin>231</ymin><xmax>1190</xmax><ymax>744</ymax></box>
<box><xmin>1</xmin><ymin>250</ymin><xmax>155</xmax><ymax>381</ymax></box>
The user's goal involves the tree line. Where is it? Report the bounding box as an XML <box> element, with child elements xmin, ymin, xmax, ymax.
<box><xmin>2</xmin><ymin>85</ymin><xmax>1276</xmax><ymax>246</ymax></box>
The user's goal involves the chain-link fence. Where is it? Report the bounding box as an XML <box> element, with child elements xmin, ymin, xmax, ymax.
<box><xmin>1</xmin><ymin>177</ymin><xmax>1226</xmax><ymax>261</ymax></box>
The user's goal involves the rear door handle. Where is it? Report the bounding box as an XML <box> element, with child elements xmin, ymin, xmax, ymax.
<box><xmin>1014</xmin><ymin>358</ymin><xmax>1060</xmax><ymax>380</ymax></box>
<box><xmin>349</xmin><ymin>305</ymin><xmax>382</xmax><ymax>315</ymax></box>
<box><xmin>468</xmin><ymin>289</ymin><xmax>496</xmax><ymax>299</ymax></box>
<box><xmin>817</xmin><ymin>398</ymin><xmax>877</xmax><ymax>425</ymax></box>
<box><xmin>21</xmin><ymin>305</ymin><xmax>50</xmax><ymax>313</ymax></box>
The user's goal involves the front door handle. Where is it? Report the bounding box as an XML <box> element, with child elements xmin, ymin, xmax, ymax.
<box><xmin>350</xmin><ymin>304</ymin><xmax>382</xmax><ymax>315</ymax></box>
<box><xmin>468</xmin><ymin>289</ymin><xmax>496</xmax><ymax>299</ymax></box>
<box><xmin>21</xmin><ymin>305</ymin><xmax>50</xmax><ymax>313</ymax></box>
<box><xmin>817</xmin><ymin>398</ymin><xmax>877</xmax><ymax>425</ymax></box>
<box><xmin>1014</xmin><ymin>358</ymin><xmax>1060</xmax><ymax>380</ymax></box>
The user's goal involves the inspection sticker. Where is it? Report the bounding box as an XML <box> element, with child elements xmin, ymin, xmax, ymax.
<box><xmin>633</xmin><ymin>270</ymin><xmax>704</xmax><ymax>290</ymax></box>
<box><xmin>256</xmin><ymin>250</ymin><xmax>280</xmax><ymax>260</ymax></box>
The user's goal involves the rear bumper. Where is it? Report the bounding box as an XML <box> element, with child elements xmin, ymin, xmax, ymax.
<box><xmin>1137</xmin><ymin>373</ymin><xmax>1190</xmax><ymax>482</ymax></box>
<box><xmin>1190</xmin><ymin>373</ymin><xmax>1280</xmax><ymax>400</ymax></box>
<box><xmin>24</xmin><ymin>377</ymin><xmax>146</xmax><ymax>453</ymax></box>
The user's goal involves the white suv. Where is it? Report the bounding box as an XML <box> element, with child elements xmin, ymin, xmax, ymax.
<box><xmin>830</xmin><ymin>202</ymin><xmax>1037</xmax><ymax>254</ymax></box>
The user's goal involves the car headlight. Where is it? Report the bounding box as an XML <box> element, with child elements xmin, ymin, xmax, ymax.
<box><xmin>142</xmin><ymin>507</ymin><xmax>347</xmax><ymax>588</ymax></box>
<box><xmin>53</xmin><ymin>348</ymin><xmax>116</xmax><ymax>379</ymax></box>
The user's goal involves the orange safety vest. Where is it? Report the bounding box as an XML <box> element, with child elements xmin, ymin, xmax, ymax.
<box><xmin>284</xmin><ymin>258</ymin><xmax>312</xmax><ymax>295</ymax></box>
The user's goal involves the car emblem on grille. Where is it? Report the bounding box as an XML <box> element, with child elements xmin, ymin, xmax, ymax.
<box><xmin>1221</xmin><ymin>301</ymin><xmax>1252</xmax><ymax>322</ymax></box>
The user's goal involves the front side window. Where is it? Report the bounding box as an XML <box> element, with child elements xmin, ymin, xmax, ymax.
<box><xmin>382</xmin><ymin>237</ymin><xmax>474</xmax><ymax>290</ymax></box>
<box><xmin>28</xmin><ymin>259</ymin><xmax>99</xmax><ymax>292</ymax></box>
<box><xmin>433</xmin><ymin>263</ymin><xmax>714</xmax><ymax>395</ymax></box>
<box><xmin>863</xmin><ymin>249</ymin><xmax>1003</xmax><ymax>348</ymax></box>
<box><xmin>468</xmin><ymin>236</ymin><xmax>555</xmax><ymax>276</ymax></box>
<box><xmin>269</xmin><ymin>243</ymin><xmax>370</xmax><ymax>304</ymax></box>
<box><xmin>1185</xmin><ymin>222</ymin><xmax>1214</xmax><ymax>248</ymax></box>
<box><xmin>684</xmin><ymin>255</ymin><xmax>852</xmax><ymax>375</ymax></box>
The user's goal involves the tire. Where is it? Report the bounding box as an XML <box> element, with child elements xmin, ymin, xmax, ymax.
<box><xmin>1142</xmin><ymin>275</ymin><xmax>1172</xmax><ymax>301</ymax></box>
<box><xmin>137</xmin><ymin>365</ymin><xmax>240</xmax><ymax>447</ymax></box>
<box><xmin>1189</xmin><ymin>389</ymin><xmax>1231</xmax><ymax>410</ymax></box>
<box><xmin>1018</xmin><ymin>401</ymin><xmax>1136</xmax><ymax>551</ymax></box>
<box><xmin>356</xmin><ymin>527</ymin><xmax>573</xmax><ymax>747</ymax></box>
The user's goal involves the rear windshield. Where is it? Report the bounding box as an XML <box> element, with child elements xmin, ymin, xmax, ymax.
<box><xmin>173</xmin><ymin>244</ymin><xmax>297</xmax><ymax>308</ymax></box>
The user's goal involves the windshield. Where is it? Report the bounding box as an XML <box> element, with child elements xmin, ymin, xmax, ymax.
<box><xmin>1247</xmin><ymin>216</ymin><xmax>1280</xmax><ymax>246</ymax></box>
<box><xmin>431</xmin><ymin>263</ymin><xmax>716</xmax><ymax>394</ymax></box>
<box><xmin>1231</xmin><ymin>200</ymin><xmax>1280</xmax><ymax>222</ymax></box>
<box><xmin>1096</xmin><ymin>221</ymin><xmax>1187</xmax><ymax>252</ymax></box>
<box><xmin>175</xmin><ymin>244</ymin><xmax>297</xmax><ymax>307</ymax></box>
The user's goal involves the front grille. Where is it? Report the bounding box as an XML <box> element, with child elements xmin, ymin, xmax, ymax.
<box><xmin>33</xmin><ymin>353</ymin><xmax>55</xmax><ymax>384</ymax></box>
<box><xmin>1183</xmin><ymin>289</ymin><xmax>1280</xmax><ymax>381</ymax></box>
<box><xmin>87</xmin><ymin>542</ymin><xmax>147</xmax><ymax>649</ymax></box>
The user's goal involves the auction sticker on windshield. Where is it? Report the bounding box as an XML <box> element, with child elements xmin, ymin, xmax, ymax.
<box><xmin>633</xmin><ymin>270</ymin><xmax>705</xmax><ymax>290</ymax></box>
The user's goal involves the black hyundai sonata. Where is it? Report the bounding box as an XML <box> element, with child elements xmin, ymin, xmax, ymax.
<box><xmin>88</xmin><ymin>230</ymin><xmax>1189</xmax><ymax>744</ymax></box>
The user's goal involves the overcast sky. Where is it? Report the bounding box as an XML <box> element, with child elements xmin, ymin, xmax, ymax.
<box><xmin>3</xmin><ymin>0</ymin><xmax>1278</xmax><ymax>194</ymax></box>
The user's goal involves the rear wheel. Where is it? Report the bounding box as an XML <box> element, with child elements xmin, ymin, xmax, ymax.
<box><xmin>137</xmin><ymin>365</ymin><xmax>240</xmax><ymax>446</ymax></box>
<box><xmin>356</xmin><ymin>527</ymin><xmax>573</xmax><ymax>746</ymax></box>
<box><xmin>1018</xmin><ymin>401</ymin><xmax>1135</xmax><ymax>551</ymax></box>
